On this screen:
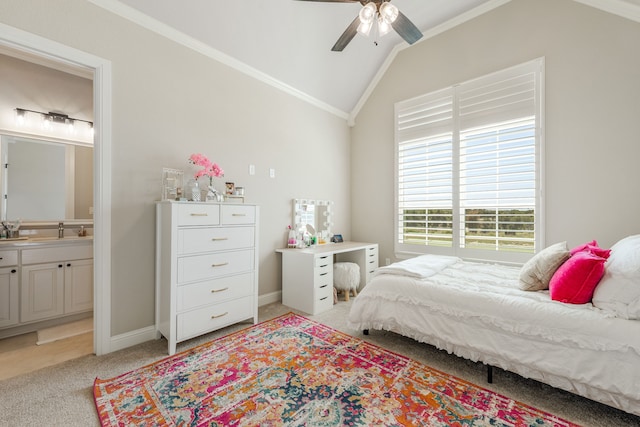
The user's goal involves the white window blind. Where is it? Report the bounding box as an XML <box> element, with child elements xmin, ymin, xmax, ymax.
<box><xmin>395</xmin><ymin>59</ymin><xmax>543</xmax><ymax>263</ymax></box>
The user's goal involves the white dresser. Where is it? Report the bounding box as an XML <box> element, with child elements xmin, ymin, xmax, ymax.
<box><xmin>277</xmin><ymin>242</ymin><xmax>378</xmax><ymax>315</ymax></box>
<box><xmin>155</xmin><ymin>201</ymin><xmax>259</xmax><ymax>355</ymax></box>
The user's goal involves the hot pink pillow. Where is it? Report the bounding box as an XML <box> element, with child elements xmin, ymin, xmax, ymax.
<box><xmin>549</xmin><ymin>251</ymin><xmax>607</xmax><ymax>304</ymax></box>
<box><xmin>570</xmin><ymin>240</ymin><xmax>611</xmax><ymax>259</ymax></box>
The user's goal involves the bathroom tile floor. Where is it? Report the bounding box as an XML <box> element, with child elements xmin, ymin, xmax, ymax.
<box><xmin>0</xmin><ymin>331</ymin><xmax>93</xmax><ymax>381</ymax></box>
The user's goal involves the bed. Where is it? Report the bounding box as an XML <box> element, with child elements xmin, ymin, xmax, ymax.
<box><xmin>348</xmin><ymin>235</ymin><xmax>640</xmax><ymax>416</ymax></box>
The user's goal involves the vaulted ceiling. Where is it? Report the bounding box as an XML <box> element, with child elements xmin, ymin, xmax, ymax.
<box><xmin>90</xmin><ymin>0</ymin><xmax>640</xmax><ymax>120</ymax></box>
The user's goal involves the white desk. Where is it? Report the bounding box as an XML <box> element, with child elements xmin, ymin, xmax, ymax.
<box><xmin>276</xmin><ymin>242</ymin><xmax>378</xmax><ymax>315</ymax></box>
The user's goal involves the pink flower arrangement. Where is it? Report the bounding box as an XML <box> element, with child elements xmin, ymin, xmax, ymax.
<box><xmin>188</xmin><ymin>153</ymin><xmax>224</xmax><ymax>184</ymax></box>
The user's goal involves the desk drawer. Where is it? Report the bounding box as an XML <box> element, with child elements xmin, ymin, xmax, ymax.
<box><xmin>176</xmin><ymin>295</ymin><xmax>254</xmax><ymax>341</ymax></box>
<box><xmin>177</xmin><ymin>273</ymin><xmax>253</xmax><ymax>311</ymax></box>
<box><xmin>178</xmin><ymin>227</ymin><xmax>254</xmax><ymax>255</ymax></box>
<box><xmin>177</xmin><ymin>204</ymin><xmax>220</xmax><ymax>226</ymax></box>
<box><xmin>314</xmin><ymin>255</ymin><xmax>332</xmax><ymax>268</ymax></box>
<box><xmin>178</xmin><ymin>250</ymin><xmax>253</xmax><ymax>283</ymax></box>
<box><xmin>314</xmin><ymin>286</ymin><xmax>334</xmax><ymax>313</ymax></box>
<box><xmin>221</xmin><ymin>205</ymin><xmax>255</xmax><ymax>225</ymax></box>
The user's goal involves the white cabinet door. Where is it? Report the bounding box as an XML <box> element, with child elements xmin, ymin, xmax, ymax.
<box><xmin>0</xmin><ymin>267</ymin><xmax>19</xmax><ymax>328</ymax></box>
<box><xmin>64</xmin><ymin>259</ymin><xmax>93</xmax><ymax>314</ymax></box>
<box><xmin>21</xmin><ymin>262</ymin><xmax>65</xmax><ymax>322</ymax></box>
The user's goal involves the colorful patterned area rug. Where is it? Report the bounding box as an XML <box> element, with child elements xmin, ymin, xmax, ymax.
<box><xmin>94</xmin><ymin>313</ymin><xmax>579</xmax><ymax>426</ymax></box>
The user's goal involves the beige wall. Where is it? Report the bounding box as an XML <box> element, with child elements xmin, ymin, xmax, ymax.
<box><xmin>1</xmin><ymin>0</ymin><xmax>352</xmax><ymax>336</ymax></box>
<box><xmin>351</xmin><ymin>0</ymin><xmax>640</xmax><ymax>264</ymax></box>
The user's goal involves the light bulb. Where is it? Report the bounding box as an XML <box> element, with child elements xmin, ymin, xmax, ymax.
<box><xmin>15</xmin><ymin>108</ymin><xmax>25</xmax><ymax>126</ymax></box>
<box><xmin>378</xmin><ymin>16</ymin><xmax>392</xmax><ymax>37</ymax></box>
<box><xmin>359</xmin><ymin>3</ymin><xmax>376</xmax><ymax>24</ymax></box>
<box><xmin>357</xmin><ymin>3</ymin><xmax>376</xmax><ymax>36</ymax></box>
<box><xmin>379</xmin><ymin>2</ymin><xmax>399</xmax><ymax>24</ymax></box>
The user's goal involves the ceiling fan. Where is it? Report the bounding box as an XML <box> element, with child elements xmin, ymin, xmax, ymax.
<box><xmin>296</xmin><ymin>0</ymin><xmax>423</xmax><ymax>51</ymax></box>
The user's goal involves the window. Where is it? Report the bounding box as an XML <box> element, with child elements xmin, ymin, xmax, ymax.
<box><xmin>395</xmin><ymin>59</ymin><xmax>543</xmax><ymax>263</ymax></box>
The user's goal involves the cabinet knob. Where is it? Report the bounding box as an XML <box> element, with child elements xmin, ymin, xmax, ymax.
<box><xmin>190</xmin><ymin>213</ymin><xmax>208</xmax><ymax>217</ymax></box>
<box><xmin>11</xmin><ymin>269</ymin><xmax>16</xmax><ymax>274</ymax></box>
<box><xmin>210</xmin><ymin>287</ymin><xmax>229</xmax><ymax>293</ymax></box>
<box><xmin>211</xmin><ymin>237</ymin><xmax>228</xmax><ymax>241</ymax></box>
<box><xmin>67</xmin><ymin>263</ymin><xmax>71</xmax><ymax>267</ymax></box>
<box><xmin>58</xmin><ymin>264</ymin><xmax>63</xmax><ymax>268</ymax></box>
<box><xmin>231</xmin><ymin>213</ymin><xmax>246</xmax><ymax>217</ymax></box>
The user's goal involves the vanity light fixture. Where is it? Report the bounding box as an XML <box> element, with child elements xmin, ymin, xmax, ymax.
<box><xmin>15</xmin><ymin>107</ymin><xmax>93</xmax><ymax>129</ymax></box>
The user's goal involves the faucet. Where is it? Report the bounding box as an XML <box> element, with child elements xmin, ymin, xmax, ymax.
<box><xmin>58</xmin><ymin>222</ymin><xmax>64</xmax><ymax>238</ymax></box>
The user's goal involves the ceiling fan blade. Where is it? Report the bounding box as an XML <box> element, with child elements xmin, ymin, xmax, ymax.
<box><xmin>392</xmin><ymin>11</ymin><xmax>423</xmax><ymax>45</ymax></box>
<box><xmin>331</xmin><ymin>15</ymin><xmax>361</xmax><ymax>52</ymax></box>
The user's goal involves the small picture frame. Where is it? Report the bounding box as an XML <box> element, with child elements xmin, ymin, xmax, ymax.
<box><xmin>162</xmin><ymin>168</ymin><xmax>184</xmax><ymax>201</ymax></box>
<box><xmin>331</xmin><ymin>234</ymin><xmax>343</xmax><ymax>243</ymax></box>
<box><xmin>225</xmin><ymin>182</ymin><xmax>235</xmax><ymax>195</ymax></box>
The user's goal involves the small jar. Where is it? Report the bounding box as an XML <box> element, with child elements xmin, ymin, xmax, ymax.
<box><xmin>189</xmin><ymin>180</ymin><xmax>200</xmax><ymax>202</ymax></box>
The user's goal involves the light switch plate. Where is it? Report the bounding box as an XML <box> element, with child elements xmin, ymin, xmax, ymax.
<box><xmin>249</xmin><ymin>164</ymin><xmax>255</xmax><ymax>175</ymax></box>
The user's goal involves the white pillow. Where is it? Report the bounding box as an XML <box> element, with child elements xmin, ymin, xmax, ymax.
<box><xmin>592</xmin><ymin>235</ymin><xmax>640</xmax><ymax>319</ymax></box>
<box><xmin>519</xmin><ymin>241</ymin><xmax>570</xmax><ymax>291</ymax></box>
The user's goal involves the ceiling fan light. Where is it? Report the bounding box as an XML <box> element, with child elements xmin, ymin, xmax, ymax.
<box><xmin>357</xmin><ymin>20</ymin><xmax>373</xmax><ymax>36</ymax></box>
<box><xmin>359</xmin><ymin>2</ymin><xmax>376</xmax><ymax>24</ymax></box>
<box><xmin>378</xmin><ymin>16</ymin><xmax>392</xmax><ymax>37</ymax></box>
<box><xmin>379</xmin><ymin>2</ymin><xmax>399</xmax><ymax>24</ymax></box>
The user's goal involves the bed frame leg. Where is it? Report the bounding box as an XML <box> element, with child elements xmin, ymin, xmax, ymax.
<box><xmin>363</xmin><ymin>329</ymin><xmax>369</xmax><ymax>335</ymax></box>
<box><xmin>487</xmin><ymin>365</ymin><xmax>493</xmax><ymax>384</ymax></box>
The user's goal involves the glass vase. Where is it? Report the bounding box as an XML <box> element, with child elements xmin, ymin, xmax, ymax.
<box><xmin>189</xmin><ymin>180</ymin><xmax>200</xmax><ymax>202</ymax></box>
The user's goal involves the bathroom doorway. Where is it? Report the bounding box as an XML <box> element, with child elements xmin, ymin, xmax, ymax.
<box><xmin>0</xmin><ymin>23</ymin><xmax>112</xmax><ymax>361</ymax></box>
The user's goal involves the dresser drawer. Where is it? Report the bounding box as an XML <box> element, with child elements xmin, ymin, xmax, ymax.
<box><xmin>0</xmin><ymin>250</ymin><xmax>18</xmax><ymax>267</ymax></box>
<box><xmin>178</xmin><ymin>227</ymin><xmax>254</xmax><ymax>255</ymax></box>
<box><xmin>178</xmin><ymin>249</ymin><xmax>253</xmax><ymax>283</ymax></box>
<box><xmin>177</xmin><ymin>273</ymin><xmax>253</xmax><ymax>311</ymax></box>
<box><xmin>176</xmin><ymin>295</ymin><xmax>254</xmax><ymax>341</ymax></box>
<box><xmin>177</xmin><ymin>203</ymin><xmax>220</xmax><ymax>226</ymax></box>
<box><xmin>221</xmin><ymin>205</ymin><xmax>256</xmax><ymax>225</ymax></box>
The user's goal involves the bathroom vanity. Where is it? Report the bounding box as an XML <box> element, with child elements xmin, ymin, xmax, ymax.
<box><xmin>0</xmin><ymin>237</ymin><xmax>93</xmax><ymax>337</ymax></box>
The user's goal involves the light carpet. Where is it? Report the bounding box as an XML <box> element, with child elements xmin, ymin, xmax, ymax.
<box><xmin>36</xmin><ymin>318</ymin><xmax>93</xmax><ymax>345</ymax></box>
<box><xmin>94</xmin><ymin>313</ymin><xmax>579</xmax><ymax>426</ymax></box>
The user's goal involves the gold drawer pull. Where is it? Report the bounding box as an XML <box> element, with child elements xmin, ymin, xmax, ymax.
<box><xmin>210</xmin><ymin>287</ymin><xmax>229</xmax><ymax>293</ymax></box>
<box><xmin>211</xmin><ymin>237</ymin><xmax>229</xmax><ymax>241</ymax></box>
<box><xmin>232</xmin><ymin>213</ymin><xmax>246</xmax><ymax>217</ymax></box>
<box><xmin>212</xmin><ymin>262</ymin><xmax>229</xmax><ymax>267</ymax></box>
<box><xmin>190</xmin><ymin>213</ymin><xmax>208</xmax><ymax>216</ymax></box>
<box><xmin>211</xmin><ymin>312</ymin><xmax>228</xmax><ymax>319</ymax></box>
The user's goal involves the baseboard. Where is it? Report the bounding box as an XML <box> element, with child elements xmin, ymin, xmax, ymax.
<box><xmin>258</xmin><ymin>291</ymin><xmax>281</xmax><ymax>307</ymax></box>
<box><xmin>107</xmin><ymin>292</ymin><xmax>281</xmax><ymax>353</ymax></box>
<box><xmin>109</xmin><ymin>325</ymin><xmax>158</xmax><ymax>353</ymax></box>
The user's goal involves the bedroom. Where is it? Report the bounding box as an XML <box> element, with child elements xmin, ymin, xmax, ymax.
<box><xmin>1</xmin><ymin>0</ymin><xmax>639</xmax><ymax>425</ymax></box>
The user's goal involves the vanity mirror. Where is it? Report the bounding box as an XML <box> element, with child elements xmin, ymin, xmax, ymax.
<box><xmin>0</xmin><ymin>134</ymin><xmax>93</xmax><ymax>222</ymax></box>
<box><xmin>292</xmin><ymin>199</ymin><xmax>334</xmax><ymax>240</ymax></box>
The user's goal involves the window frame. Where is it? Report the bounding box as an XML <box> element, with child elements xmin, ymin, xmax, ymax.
<box><xmin>394</xmin><ymin>58</ymin><xmax>545</xmax><ymax>264</ymax></box>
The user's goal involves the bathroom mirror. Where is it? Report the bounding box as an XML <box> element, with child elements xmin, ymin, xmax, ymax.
<box><xmin>0</xmin><ymin>134</ymin><xmax>93</xmax><ymax>222</ymax></box>
<box><xmin>292</xmin><ymin>199</ymin><xmax>334</xmax><ymax>239</ymax></box>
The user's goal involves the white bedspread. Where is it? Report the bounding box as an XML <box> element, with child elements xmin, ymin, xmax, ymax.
<box><xmin>348</xmin><ymin>255</ymin><xmax>640</xmax><ymax>415</ymax></box>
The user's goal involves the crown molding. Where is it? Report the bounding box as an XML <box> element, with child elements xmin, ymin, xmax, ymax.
<box><xmin>87</xmin><ymin>0</ymin><xmax>349</xmax><ymax>121</ymax></box>
<box><xmin>573</xmin><ymin>0</ymin><xmax>640</xmax><ymax>23</ymax></box>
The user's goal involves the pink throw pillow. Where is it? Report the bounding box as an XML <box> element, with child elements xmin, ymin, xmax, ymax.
<box><xmin>570</xmin><ymin>240</ymin><xmax>611</xmax><ymax>259</ymax></box>
<box><xmin>549</xmin><ymin>251</ymin><xmax>607</xmax><ymax>304</ymax></box>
